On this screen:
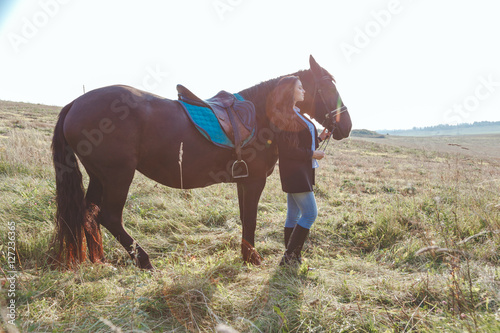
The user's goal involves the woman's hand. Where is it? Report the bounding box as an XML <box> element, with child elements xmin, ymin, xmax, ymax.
<box><xmin>319</xmin><ymin>128</ymin><xmax>331</xmax><ymax>141</ymax></box>
<box><xmin>312</xmin><ymin>150</ymin><xmax>325</xmax><ymax>160</ymax></box>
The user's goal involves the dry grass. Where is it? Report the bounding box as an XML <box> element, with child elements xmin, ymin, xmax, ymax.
<box><xmin>1</xmin><ymin>100</ymin><xmax>499</xmax><ymax>332</ymax></box>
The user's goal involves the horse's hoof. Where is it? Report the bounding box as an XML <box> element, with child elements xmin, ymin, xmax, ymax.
<box><xmin>241</xmin><ymin>239</ymin><xmax>263</xmax><ymax>265</ymax></box>
<box><xmin>249</xmin><ymin>254</ymin><xmax>262</xmax><ymax>266</ymax></box>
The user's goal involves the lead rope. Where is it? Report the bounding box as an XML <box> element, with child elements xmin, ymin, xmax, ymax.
<box><xmin>319</xmin><ymin>127</ymin><xmax>333</xmax><ymax>152</ymax></box>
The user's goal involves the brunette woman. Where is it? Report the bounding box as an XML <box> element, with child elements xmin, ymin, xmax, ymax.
<box><xmin>267</xmin><ymin>75</ymin><xmax>330</xmax><ymax>265</ymax></box>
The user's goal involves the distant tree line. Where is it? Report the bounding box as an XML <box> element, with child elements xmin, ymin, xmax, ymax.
<box><xmin>379</xmin><ymin>120</ymin><xmax>500</xmax><ymax>135</ymax></box>
<box><xmin>408</xmin><ymin>121</ymin><xmax>500</xmax><ymax>132</ymax></box>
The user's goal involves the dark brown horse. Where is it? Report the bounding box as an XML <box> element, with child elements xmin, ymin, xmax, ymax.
<box><xmin>51</xmin><ymin>55</ymin><xmax>352</xmax><ymax>269</ymax></box>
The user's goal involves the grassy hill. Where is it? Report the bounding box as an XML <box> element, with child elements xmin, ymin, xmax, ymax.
<box><xmin>1</xmin><ymin>100</ymin><xmax>500</xmax><ymax>332</ymax></box>
<box><xmin>349</xmin><ymin>129</ymin><xmax>385</xmax><ymax>138</ymax></box>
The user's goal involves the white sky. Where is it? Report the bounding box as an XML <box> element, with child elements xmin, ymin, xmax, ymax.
<box><xmin>1</xmin><ymin>0</ymin><xmax>499</xmax><ymax>130</ymax></box>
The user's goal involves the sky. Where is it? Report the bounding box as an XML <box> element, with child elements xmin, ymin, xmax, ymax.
<box><xmin>1</xmin><ymin>0</ymin><xmax>499</xmax><ymax>131</ymax></box>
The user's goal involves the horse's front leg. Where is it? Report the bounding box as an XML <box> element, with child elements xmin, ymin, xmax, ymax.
<box><xmin>237</xmin><ymin>178</ymin><xmax>266</xmax><ymax>265</ymax></box>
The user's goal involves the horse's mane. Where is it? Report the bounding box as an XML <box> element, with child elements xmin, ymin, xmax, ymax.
<box><xmin>238</xmin><ymin>70</ymin><xmax>311</xmax><ymax>115</ymax></box>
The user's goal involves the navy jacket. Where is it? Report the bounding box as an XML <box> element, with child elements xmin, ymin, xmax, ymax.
<box><xmin>276</xmin><ymin>116</ymin><xmax>320</xmax><ymax>193</ymax></box>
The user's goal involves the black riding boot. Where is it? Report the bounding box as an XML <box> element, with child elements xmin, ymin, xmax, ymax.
<box><xmin>284</xmin><ymin>227</ymin><xmax>294</xmax><ymax>249</ymax></box>
<box><xmin>280</xmin><ymin>225</ymin><xmax>310</xmax><ymax>266</ymax></box>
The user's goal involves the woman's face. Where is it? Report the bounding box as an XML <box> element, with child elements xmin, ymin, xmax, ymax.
<box><xmin>293</xmin><ymin>80</ymin><xmax>305</xmax><ymax>103</ymax></box>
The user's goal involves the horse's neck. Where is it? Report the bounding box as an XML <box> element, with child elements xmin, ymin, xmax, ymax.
<box><xmin>238</xmin><ymin>70</ymin><xmax>311</xmax><ymax>122</ymax></box>
<box><xmin>237</xmin><ymin>79</ymin><xmax>276</xmax><ymax>116</ymax></box>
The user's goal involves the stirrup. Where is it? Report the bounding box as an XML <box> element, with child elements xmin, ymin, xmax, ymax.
<box><xmin>232</xmin><ymin>159</ymin><xmax>249</xmax><ymax>178</ymax></box>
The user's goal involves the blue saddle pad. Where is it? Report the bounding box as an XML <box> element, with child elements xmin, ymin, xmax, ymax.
<box><xmin>178</xmin><ymin>93</ymin><xmax>254</xmax><ymax>149</ymax></box>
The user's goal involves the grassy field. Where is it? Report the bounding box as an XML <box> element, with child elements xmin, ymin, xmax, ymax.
<box><xmin>1</xmin><ymin>100</ymin><xmax>499</xmax><ymax>332</ymax></box>
<box><xmin>354</xmin><ymin>134</ymin><xmax>500</xmax><ymax>164</ymax></box>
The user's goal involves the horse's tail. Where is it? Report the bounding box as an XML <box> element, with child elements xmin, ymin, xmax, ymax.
<box><xmin>51</xmin><ymin>101</ymin><xmax>87</xmax><ymax>266</ymax></box>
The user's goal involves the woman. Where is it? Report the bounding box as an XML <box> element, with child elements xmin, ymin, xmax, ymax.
<box><xmin>267</xmin><ymin>75</ymin><xmax>330</xmax><ymax>265</ymax></box>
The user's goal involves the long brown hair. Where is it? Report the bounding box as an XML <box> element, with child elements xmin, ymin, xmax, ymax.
<box><xmin>266</xmin><ymin>75</ymin><xmax>304</xmax><ymax>147</ymax></box>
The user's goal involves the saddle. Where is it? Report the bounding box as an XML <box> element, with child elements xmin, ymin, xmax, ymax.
<box><xmin>177</xmin><ymin>84</ymin><xmax>256</xmax><ymax>178</ymax></box>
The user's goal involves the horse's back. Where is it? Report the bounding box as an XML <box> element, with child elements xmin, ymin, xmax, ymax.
<box><xmin>59</xmin><ymin>84</ymin><xmax>265</xmax><ymax>189</ymax></box>
<box><xmin>62</xmin><ymin>85</ymin><xmax>182</xmax><ymax>167</ymax></box>
<box><xmin>65</xmin><ymin>85</ymin><xmax>175</xmax><ymax>124</ymax></box>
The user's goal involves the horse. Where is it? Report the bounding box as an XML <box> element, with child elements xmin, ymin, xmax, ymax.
<box><xmin>51</xmin><ymin>55</ymin><xmax>352</xmax><ymax>269</ymax></box>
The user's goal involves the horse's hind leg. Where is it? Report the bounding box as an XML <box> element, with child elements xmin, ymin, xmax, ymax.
<box><xmin>99</xmin><ymin>170</ymin><xmax>154</xmax><ymax>270</ymax></box>
<box><xmin>83</xmin><ymin>174</ymin><xmax>104</xmax><ymax>263</ymax></box>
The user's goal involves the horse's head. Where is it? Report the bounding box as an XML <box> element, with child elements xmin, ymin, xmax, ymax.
<box><xmin>298</xmin><ymin>55</ymin><xmax>352</xmax><ymax>140</ymax></box>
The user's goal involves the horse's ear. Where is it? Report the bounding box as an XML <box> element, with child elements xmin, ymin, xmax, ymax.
<box><xmin>309</xmin><ymin>55</ymin><xmax>323</xmax><ymax>78</ymax></box>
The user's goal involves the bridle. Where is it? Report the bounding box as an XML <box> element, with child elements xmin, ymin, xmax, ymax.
<box><xmin>310</xmin><ymin>75</ymin><xmax>348</xmax><ymax>150</ymax></box>
<box><xmin>312</xmin><ymin>75</ymin><xmax>347</xmax><ymax>130</ymax></box>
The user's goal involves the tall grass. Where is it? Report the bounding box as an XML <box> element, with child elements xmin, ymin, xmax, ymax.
<box><xmin>1</xmin><ymin>101</ymin><xmax>499</xmax><ymax>332</ymax></box>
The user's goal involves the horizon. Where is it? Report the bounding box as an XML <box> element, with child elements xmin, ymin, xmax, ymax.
<box><xmin>3</xmin><ymin>97</ymin><xmax>500</xmax><ymax>133</ymax></box>
<box><xmin>1</xmin><ymin>0</ymin><xmax>499</xmax><ymax>131</ymax></box>
<box><xmin>376</xmin><ymin>119</ymin><xmax>500</xmax><ymax>133</ymax></box>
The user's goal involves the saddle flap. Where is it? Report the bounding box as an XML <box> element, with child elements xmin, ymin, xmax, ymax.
<box><xmin>232</xmin><ymin>99</ymin><xmax>255</xmax><ymax>131</ymax></box>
